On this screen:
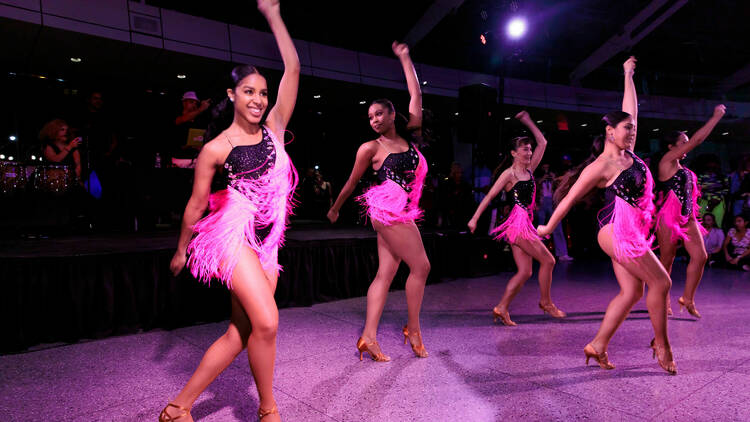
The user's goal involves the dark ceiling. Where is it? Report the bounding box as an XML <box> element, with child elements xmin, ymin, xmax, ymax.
<box><xmin>145</xmin><ymin>0</ymin><xmax>750</xmax><ymax>101</ymax></box>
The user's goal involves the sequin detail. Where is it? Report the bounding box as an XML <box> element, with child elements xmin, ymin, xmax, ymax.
<box><xmin>377</xmin><ymin>144</ymin><xmax>420</xmax><ymax>192</ymax></box>
<box><xmin>223</xmin><ymin>127</ymin><xmax>276</xmax><ymax>184</ymax></box>
<box><xmin>598</xmin><ymin>151</ymin><xmax>651</xmax><ymax>228</ymax></box>
<box><xmin>657</xmin><ymin>168</ymin><xmax>693</xmax><ymax>217</ymax></box>
<box><xmin>510</xmin><ymin>170</ymin><xmax>535</xmax><ymax>210</ymax></box>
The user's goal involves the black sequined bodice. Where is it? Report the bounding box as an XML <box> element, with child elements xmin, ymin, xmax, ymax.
<box><xmin>599</xmin><ymin>150</ymin><xmax>650</xmax><ymax>228</ymax></box>
<box><xmin>377</xmin><ymin>143</ymin><xmax>419</xmax><ymax>192</ymax></box>
<box><xmin>509</xmin><ymin>170</ymin><xmax>535</xmax><ymax>209</ymax></box>
<box><xmin>657</xmin><ymin>168</ymin><xmax>693</xmax><ymax>216</ymax></box>
<box><xmin>223</xmin><ymin>126</ymin><xmax>276</xmax><ymax>184</ymax></box>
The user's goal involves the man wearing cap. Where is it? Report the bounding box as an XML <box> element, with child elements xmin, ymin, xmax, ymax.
<box><xmin>172</xmin><ymin>91</ymin><xmax>211</xmax><ymax>163</ymax></box>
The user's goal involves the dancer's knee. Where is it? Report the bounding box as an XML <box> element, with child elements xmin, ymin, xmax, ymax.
<box><xmin>252</xmin><ymin>312</ymin><xmax>279</xmax><ymax>343</ymax></box>
<box><xmin>409</xmin><ymin>258</ymin><xmax>430</xmax><ymax>279</ymax></box>
<box><xmin>541</xmin><ymin>254</ymin><xmax>556</xmax><ymax>268</ymax></box>
<box><xmin>692</xmin><ymin>249</ymin><xmax>708</xmax><ymax>266</ymax></box>
<box><xmin>622</xmin><ymin>284</ymin><xmax>644</xmax><ymax>304</ymax></box>
<box><xmin>518</xmin><ymin>267</ymin><xmax>533</xmax><ymax>281</ymax></box>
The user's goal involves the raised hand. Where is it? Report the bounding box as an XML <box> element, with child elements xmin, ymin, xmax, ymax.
<box><xmin>713</xmin><ymin>104</ymin><xmax>726</xmax><ymax>118</ymax></box>
<box><xmin>623</xmin><ymin>56</ymin><xmax>637</xmax><ymax>74</ymax></box>
<box><xmin>515</xmin><ymin>110</ymin><xmax>532</xmax><ymax>125</ymax></box>
<box><xmin>392</xmin><ymin>41</ymin><xmax>410</xmax><ymax>59</ymax></box>
<box><xmin>257</xmin><ymin>0</ymin><xmax>280</xmax><ymax>16</ymax></box>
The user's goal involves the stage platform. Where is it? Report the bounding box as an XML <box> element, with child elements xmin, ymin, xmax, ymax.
<box><xmin>0</xmin><ymin>222</ymin><xmax>511</xmax><ymax>352</ymax></box>
<box><xmin>0</xmin><ymin>261</ymin><xmax>748</xmax><ymax>421</ymax></box>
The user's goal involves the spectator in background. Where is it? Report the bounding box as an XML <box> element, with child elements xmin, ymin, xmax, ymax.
<box><xmin>72</xmin><ymin>91</ymin><xmax>118</xmax><ymax>187</ymax></box>
<box><xmin>696</xmin><ymin>155</ymin><xmax>729</xmax><ymax>227</ymax></box>
<box><xmin>723</xmin><ymin>214</ymin><xmax>750</xmax><ymax>271</ymax></box>
<box><xmin>312</xmin><ymin>169</ymin><xmax>333</xmax><ymax>219</ymax></box>
<box><xmin>439</xmin><ymin>162</ymin><xmax>474</xmax><ymax>229</ymax></box>
<box><xmin>702</xmin><ymin>213</ymin><xmax>724</xmax><ymax>267</ymax></box>
<box><xmin>172</xmin><ymin>91</ymin><xmax>211</xmax><ymax>165</ymax></box>
<box><xmin>729</xmin><ymin>155</ymin><xmax>750</xmax><ymax>218</ymax></box>
<box><xmin>40</xmin><ymin>119</ymin><xmax>82</xmax><ymax>183</ymax></box>
<box><xmin>535</xmin><ymin>163</ymin><xmax>573</xmax><ymax>261</ymax></box>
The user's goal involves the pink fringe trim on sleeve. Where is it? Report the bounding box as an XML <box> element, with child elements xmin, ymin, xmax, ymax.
<box><xmin>491</xmin><ymin>204</ymin><xmax>539</xmax><ymax>244</ymax></box>
<box><xmin>357</xmin><ymin>147</ymin><xmax>428</xmax><ymax>226</ymax></box>
<box><xmin>186</xmin><ymin>127</ymin><xmax>298</xmax><ymax>288</ymax></box>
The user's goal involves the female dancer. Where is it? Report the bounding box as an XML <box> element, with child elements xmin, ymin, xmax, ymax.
<box><xmin>327</xmin><ymin>41</ymin><xmax>429</xmax><ymax>361</ymax></box>
<box><xmin>160</xmin><ymin>1</ymin><xmax>298</xmax><ymax>420</ymax></box>
<box><xmin>655</xmin><ymin>105</ymin><xmax>725</xmax><ymax>318</ymax></box>
<box><xmin>539</xmin><ymin>57</ymin><xmax>676</xmax><ymax>374</ymax></box>
<box><xmin>467</xmin><ymin>111</ymin><xmax>565</xmax><ymax>326</ymax></box>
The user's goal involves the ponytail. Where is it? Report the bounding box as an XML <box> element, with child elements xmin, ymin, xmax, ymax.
<box><xmin>553</xmin><ymin>134</ymin><xmax>604</xmax><ymax>205</ymax></box>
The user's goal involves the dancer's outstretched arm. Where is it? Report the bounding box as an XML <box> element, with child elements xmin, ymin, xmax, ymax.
<box><xmin>467</xmin><ymin>170</ymin><xmax>512</xmax><ymax>233</ymax></box>
<box><xmin>171</xmin><ymin>145</ymin><xmax>221</xmax><ymax>275</ymax></box>
<box><xmin>516</xmin><ymin>110</ymin><xmax>547</xmax><ymax>172</ymax></box>
<box><xmin>393</xmin><ymin>41</ymin><xmax>422</xmax><ymax>131</ymax></box>
<box><xmin>621</xmin><ymin>56</ymin><xmax>638</xmax><ymax>150</ymax></box>
<box><xmin>537</xmin><ymin>161</ymin><xmax>605</xmax><ymax>237</ymax></box>
<box><xmin>260</xmin><ymin>0</ymin><xmax>300</xmax><ymax>136</ymax></box>
<box><xmin>663</xmin><ymin>105</ymin><xmax>726</xmax><ymax>162</ymax></box>
<box><xmin>327</xmin><ymin>143</ymin><xmax>377</xmax><ymax>223</ymax></box>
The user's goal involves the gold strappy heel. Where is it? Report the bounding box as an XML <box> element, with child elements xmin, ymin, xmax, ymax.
<box><xmin>583</xmin><ymin>343</ymin><xmax>615</xmax><ymax>370</ymax></box>
<box><xmin>258</xmin><ymin>403</ymin><xmax>278</xmax><ymax>420</ymax></box>
<box><xmin>402</xmin><ymin>326</ymin><xmax>428</xmax><ymax>358</ymax></box>
<box><xmin>492</xmin><ymin>307</ymin><xmax>517</xmax><ymax>326</ymax></box>
<box><xmin>539</xmin><ymin>302</ymin><xmax>567</xmax><ymax>318</ymax></box>
<box><xmin>159</xmin><ymin>403</ymin><xmax>191</xmax><ymax>421</ymax></box>
<box><xmin>356</xmin><ymin>337</ymin><xmax>390</xmax><ymax>362</ymax></box>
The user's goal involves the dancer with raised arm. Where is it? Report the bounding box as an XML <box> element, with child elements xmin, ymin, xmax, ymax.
<box><xmin>160</xmin><ymin>1</ymin><xmax>299</xmax><ymax>420</ymax></box>
<box><xmin>327</xmin><ymin>42</ymin><xmax>430</xmax><ymax>361</ymax></box>
<box><xmin>655</xmin><ymin>105</ymin><xmax>726</xmax><ymax>318</ymax></box>
<box><xmin>539</xmin><ymin>57</ymin><xmax>676</xmax><ymax>375</ymax></box>
<box><xmin>467</xmin><ymin>111</ymin><xmax>565</xmax><ymax>326</ymax></box>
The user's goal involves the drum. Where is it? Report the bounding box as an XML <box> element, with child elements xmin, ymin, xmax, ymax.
<box><xmin>34</xmin><ymin>164</ymin><xmax>72</xmax><ymax>195</ymax></box>
<box><xmin>0</xmin><ymin>160</ymin><xmax>28</xmax><ymax>195</ymax></box>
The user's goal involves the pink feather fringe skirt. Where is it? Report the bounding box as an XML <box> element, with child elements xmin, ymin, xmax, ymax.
<box><xmin>186</xmin><ymin>134</ymin><xmax>297</xmax><ymax>288</ymax></box>
<box><xmin>491</xmin><ymin>204</ymin><xmax>539</xmax><ymax>244</ymax></box>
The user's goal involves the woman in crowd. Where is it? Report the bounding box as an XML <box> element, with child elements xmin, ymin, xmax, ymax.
<box><xmin>723</xmin><ymin>214</ymin><xmax>750</xmax><ymax>271</ymax></box>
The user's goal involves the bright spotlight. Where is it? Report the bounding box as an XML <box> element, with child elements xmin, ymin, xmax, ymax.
<box><xmin>507</xmin><ymin>17</ymin><xmax>527</xmax><ymax>39</ymax></box>
<box><xmin>9</xmin><ymin>135</ymin><xmax>16</xmax><ymax>141</ymax></box>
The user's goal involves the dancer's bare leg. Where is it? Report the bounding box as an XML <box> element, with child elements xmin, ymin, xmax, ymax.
<box><xmin>230</xmin><ymin>245</ymin><xmax>282</xmax><ymax>421</ymax></box>
<box><xmin>596</xmin><ymin>225</ymin><xmax>673</xmax><ymax>357</ymax></box>
<box><xmin>164</xmin><ymin>293</ymin><xmax>250</xmax><ymax>421</ymax></box>
<box><xmin>681</xmin><ymin>219</ymin><xmax>708</xmax><ymax>304</ymax></box>
<box><xmin>496</xmin><ymin>244</ymin><xmax>533</xmax><ymax>313</ymax></box>
<box><xmin>360</xmin><ymin>232</ymin><xmax>402</xmax><ymax>358</ymax></box>
<box><xmin>515</xmin><ymin>237</ymin><xmax>557</xmax><ymax>307</ymax></box>
<box><xmin>656</xmin><ymin>221</ymin><xmax>678</xmax><ymax>312</ymax></box>
<box><xmin>374</xmin><ymin>220</ymin><xmax>430</xmax><ymax>346</ymax></box>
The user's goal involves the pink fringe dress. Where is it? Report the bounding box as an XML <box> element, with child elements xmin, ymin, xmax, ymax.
<box><xmin>491</xmin><ymin>170</ymin><xmax>539</xmax><ymax>244</ymax></box>
<box><xmin>357</xmin><ymin>142</ymin><xmax>427</xmax><ymax>225</ymax></box>
<box><xmin>187</xmin><ymin>126</ymin><xmax>297</xmax><ymax>288</ymax></box>
<box><xmin>597</xmin><ymin>150</ymin><xmax>655</xmax><ymax>262</ymax></box>
<box><xmin>655</xmin><ymin>167</ymin><xmax>707</xmax><ymax>243</ymax></box>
